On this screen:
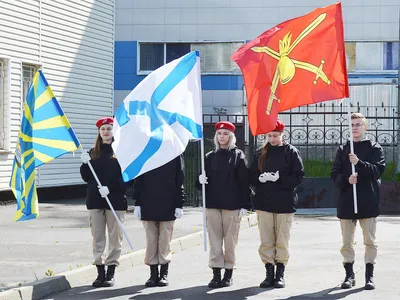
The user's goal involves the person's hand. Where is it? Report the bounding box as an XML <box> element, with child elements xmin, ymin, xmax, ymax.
<box><xmin>349</xmin><ymin>153</ymin><xmax>359</xmax><ymax>165</ymax></box>
<box><xmin>98</xmin><ymin>186</ymin><xmax>110</xmax><ymax>198</ymax></box>
<box><xmin>238</xmin><ymin>208</ymin><xmax>248</xmax><ymax>218</ymax></box>
<box><xmin>259</xmin><ymin>173</ymin><xmax>269</xmax><ymax>183</ymax></box>
<box><xmin>133</xmin><ymin>206</ymin><xmax>141</xmax><ymax>220</ymax></box>
<box><xmin>199</xmin><ymin>174</ymin><xmax>208</xmax><ymax>184</ymax></box>
<box><xmin>80</xmin><ymin>152</ymin><xmax>90</xmax><ymax>164</ymax></box>
<box><xmin>175</xmin><ymin>208</ymin><xmax>183</xmax><ymax>219</ymax></box>
<box><xmin>269</xmin><ymin>171</ymin><xmax>279</xmax><ymax>182</ymax></box>
<box><xmin>349</xmin><ymin>173</ymin><xmax>358</xmax><ymax>185</ymax></box>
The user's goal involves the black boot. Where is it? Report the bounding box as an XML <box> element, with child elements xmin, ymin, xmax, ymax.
<box><xmin>274</xmin><ymin>263</ymin><xmax>286</xmax><ymax>288</ymax></box>
<box><xmin>145</xmin><ymin>265</ymin><xmax>159</xmax><ymax>287</ymax></box>
<box><xmin>220</xmin><ymin>269</ymin><xmax>233</xmax><ymax>287</ymax></box>
<box><xmin>341</xmin><ymin>262</ymin><xmax>356</xmax><ymax>289</ymax></box>
<box><xmin>92</xmin><ymin>265</ymin><xmax>106</xmax><ymax>288</ymax></box>
<box><xmin>208</xmin><ymin>268</ymin><xmax>222</xmax><ymax>288</ymax></box>
<box><xmin>365</xmin><ymin>263</ymin><xmax>375</xmax><ymax>290</ymax></box>
<box><xmin>158</xmin><ymin>263</ymin><xmax>169</xmax><ymax>286</ymax></box>
<box><xmin>102</xmin><ymin>265</ymin><xmax>116</xmax><ymax>287</ymax></box>
<box><xmin>260</xmin><ymin>263</ymin><xmax>275</xmax><ymax>288</ymax></box>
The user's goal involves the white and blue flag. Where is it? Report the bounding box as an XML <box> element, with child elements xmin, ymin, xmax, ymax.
<box><xmin>112</xmin><ymin>51</ymin><xmax>203</xmax><ymax>182</ymax></box>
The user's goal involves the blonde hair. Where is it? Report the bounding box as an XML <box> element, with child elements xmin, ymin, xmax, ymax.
<box><xmin>351</xmin><ymin>112</ymin><xmax>368</xmax><ymax>126</ymax></box>
<box><xmin>213</xmin><ymin>130</ymin><xmax>237</xmax><ymax>151</ymax></box>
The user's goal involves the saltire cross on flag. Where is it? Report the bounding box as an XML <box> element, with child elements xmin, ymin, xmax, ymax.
<box><xmin>231</xmin><ymin>2</ymin><xmax>349</xmax><ymax>135</ymax></box>
<box><xmin>113</xmin><ymin>51</ymin><xmax>203</xmax><ymax>182</ymax></box>
<box><xmin>10</xmin><ymin>70</ymin><xmax>81</xmax><ymax>221</ymax></box>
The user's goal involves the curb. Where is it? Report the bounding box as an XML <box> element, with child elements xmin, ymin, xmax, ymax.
<box><xmin>0</xmin><ymin>213</ymin><xmax>258</xmax><ymax>300</ymax></box>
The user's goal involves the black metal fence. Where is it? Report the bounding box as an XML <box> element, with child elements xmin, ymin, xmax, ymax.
<box><xmin>183</xmin><ymin>104</ymin><xmax>400</xmax><ymax>206</ymax></box>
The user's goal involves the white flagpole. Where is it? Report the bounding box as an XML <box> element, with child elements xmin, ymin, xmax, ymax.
<box><xmin>82</xmin><ymin>149</ymin><xmax>135</xmax><ymax>251</ymax></box>
<box><xmin>347</xmin><ymin>99</ymin><xmax>358</xmax><ymax>214</ymax></box>
<box><xmin>200</xmin><ymin>139</ymin><xmax>207</xmax><ymax>252</ymax></box>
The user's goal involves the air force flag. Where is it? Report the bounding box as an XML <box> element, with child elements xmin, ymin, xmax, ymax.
<box><xmin>113</xmin><ymin>51</ymin><xmax>203</xmax><ymax>182</ymax></box>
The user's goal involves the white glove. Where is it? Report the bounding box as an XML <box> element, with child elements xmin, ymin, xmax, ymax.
<box><xmin>133</xmin><ymin>206</ymin><xmax>141</xmax><ymax>220</ymax></box>
<box><xmin>98</xmin><ymin>186</ymin><xmax>109</xmax><ymax>198</ymax></box>
<box><xmin>258</xmin><ymin>172</ymin><xmax>269</xmax><ymax>183</ymax></box>
<box><xmin>199</xmin><ymin>174</ymin><xmax>208</xmax><ymax>184</ymax></box>
<box><xmin>269</xmin><ymin>171</ymin><xmax>279</xmax><ymax>182</ymax></box>
<box><xmin>238</xmin><ymin>208</ymin><xmax>248</xmax><ymax>218</ymax></box>
<box><xmin>175</xmin><ymin>208</ymin><xmax>183</xmax><ymax>219</ymax></box>
<box><xmin>80</xmin><ymin>152</ymin><xmax>90</xmax><ymax>164</ymax></box>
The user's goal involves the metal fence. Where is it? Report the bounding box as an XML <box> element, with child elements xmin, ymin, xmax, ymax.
<box><xmin>183</xmin><ymin>104</ymin><xmax>400</xmax><ymax>206</ymax></box>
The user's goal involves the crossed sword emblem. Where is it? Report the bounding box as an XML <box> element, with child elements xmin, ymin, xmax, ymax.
<box><xmin>251</xmin><ymin>13</ymin><xmax>331</xmax><ymax>115</ymax></box>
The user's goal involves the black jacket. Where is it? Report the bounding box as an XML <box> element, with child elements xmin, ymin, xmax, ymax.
<box><xmin>80</xmin><ymin>144</ymin><xmax>130</xmax><ymax>211</ymax></box>
<box><xmin>133</xmin><ymin>156</ymin><xmax>185</xmax><ymax>221</ymax></box>
<box><xmin>249</xmin><ymin>143</ymin><xmax>304</xmax><ymax>213</ymax></box>
<box><xmin>195</xmin><ymin>147</ymin><xmax>251</xmax><ymax>210</ymax></box>
<box><xmin>331</xmin><ymin>139</ymin><xmax>385</xmax><ymax>219</ymax></box>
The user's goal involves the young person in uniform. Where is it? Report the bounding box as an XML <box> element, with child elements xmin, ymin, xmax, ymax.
<box><xmin>249</xmin><ymin>120</ymin><xmax>304</xmax><ymax>289</ymax></box>
<box><xmin>331</xmin><ymin>112</ymin><xmax>385</xmax><ymax>290</ymax></box>
<box><xmin>197</xmin><ymin>121</ymin><xmax>251</xmax><ymax>288</ymax></box>
<box><xmin>133</xmin><ymin>156</ymin><xmax>185</xmax><ymax>287</ymax></box>
<box><xmin>80</xmin><ymin>117</ymin><xmax>131</xmax><ymax>287</ymax></box>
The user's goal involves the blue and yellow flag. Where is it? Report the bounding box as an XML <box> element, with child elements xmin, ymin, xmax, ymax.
<box><xmin>10</xmin><ymin>70</ymin><xmax>81</xmax><ymax>221</ymax></box>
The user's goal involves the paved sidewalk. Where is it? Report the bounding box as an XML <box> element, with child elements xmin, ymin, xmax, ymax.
<box><xmin>0</xmin><ymin>199</ymin><xmax>204</xmax><ymax>288</ymax></box>
<box><xmin>44</xmin><ymin>216</ymin><xmax>400</xmax><ymax>300</ymax></box>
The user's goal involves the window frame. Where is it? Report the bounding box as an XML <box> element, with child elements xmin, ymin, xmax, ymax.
<box><xmin>136</xmin><ymin>40</ymin><xmax>247</xmax><ymax>76</ymax></box>
<box><xmin>0</xmin><ymin>56</ymin><xmax>11</xmax><ymax>152</ymax></box>
<box><xmin>21</xmin><ymin>64</ymin><xmax>40</xmax><ymax>111</ymax></box>
<box><xmin>345</xmin><ymin>40</ymin><xmax>399</xmax><ymax>75</ymax></box>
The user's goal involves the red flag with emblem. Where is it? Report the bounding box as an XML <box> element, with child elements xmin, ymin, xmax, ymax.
<box><xmin>231</xmin><ymin>3</ymin><xmax>349</xmax><ymax>135</ymax></box>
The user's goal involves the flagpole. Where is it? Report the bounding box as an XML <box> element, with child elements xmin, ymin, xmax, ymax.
<box><xmin>200</xmin><ymin>139</ymin><xmax>207</xmax><ymax>252</ymax></box>
<box><xmin>82</xmin><ymin>149</ymin><xmax>135</xmax><ymax>251</ymax></box>
<box><xmin>347</xmin><ymin>99</ymin><xmax>358</xmax><ymax>214</ymax></box>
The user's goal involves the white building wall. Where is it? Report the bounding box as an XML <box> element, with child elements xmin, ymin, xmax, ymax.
<box><xmin>115</xmin><ymin>0</ymin><xmax>399</xmax><ymax>116</ymax></box>
<box><xmin>0</xmin><ymin>0</ymin><xmax>115</xmax><ymax>191</ymax></box>
<box><xmin>115</xmin><ymin>0</ymin><xmax>400</xmax><ymax>42</ymax></box>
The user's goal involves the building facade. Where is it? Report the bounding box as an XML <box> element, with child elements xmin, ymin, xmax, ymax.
<box><xmin>0</xmin><ymin>0</ymin><xmax>115</xmax><ymax>194</ymax></box>
<box><xmin>114</xmin><ymin>0</ymin><xmax>399</xmax><ymax>113</ymax></box>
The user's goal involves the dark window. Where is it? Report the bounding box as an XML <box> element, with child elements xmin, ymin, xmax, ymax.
<box><xmin>166</xmin><ymin>43</ymin><xmax>191</xmax><ymax>63</ymax></box>
<box><xmin>140</xmin><ymin>43</ymin><xmax>164</xmax><ymax>71</ymax></box>
<box><xmin>383</xmin><ymin>42</ymin><xmax>399</xmax><ymax>70</ymax></box>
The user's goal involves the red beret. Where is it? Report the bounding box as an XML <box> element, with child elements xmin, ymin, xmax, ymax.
<box><xmin>215</xmin><ymin>121</ymin><xmax>235</xmax><ymax>132</ymax></box>
<box><xmin>272</xmin><ymin>119</ymin><xmax>285</xmax><ymax>132</ymax></box>
<box><xmin>96</xmin><ymin>117</ymin><xmax>114</xmax><ymax>128</ymax></box>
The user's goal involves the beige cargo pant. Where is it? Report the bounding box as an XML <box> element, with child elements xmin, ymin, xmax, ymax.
<box><xmin>206</xmin><ymin>208</ymin><xmax>241</xmax><ymax>269</ymax></box>
<box><xmin>257</xmin><ymin>210</ymin><xmax>294</xmax><ymax>266</ymax></box>
<box><xmin>89</xmin><ymin>209</ymin><xmax>126</xmax><ymax>266</ymax></box>
<box><xmin>340</xmin><ymin>218</ymin><xmax>377</xmax><ymax>264</ymax></box>
<box><xmin>143</xmin><ymin>221</ymin><xmax>175</xmax><ymax>265</ymax></box>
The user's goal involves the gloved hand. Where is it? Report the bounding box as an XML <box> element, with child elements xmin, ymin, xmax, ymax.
<box><xmin>133</xmin><ymin>206</ymin><xmax>141</xmax><ymax>220</ymax></box>
<box><xmin>269</xmin><ymin>171</ymin><xmax>279</xmax><ymax>182</ymax></box>
<box><xmin>258</xmin><ymin>172</ymin><xmax>271</xmax><ymax>183</ymax></box>
<box><xmin>199</xmin><ymin>174</ymin><xmax>208</xmax><ymax>184</ymax></box>
<box><xmin>175</xmin><ymin>208</ymin><xmax>183</xmax><ymax>219</ymax></box>
<box><xmin>98</xmin><ymin>186</ymin><xmax>109</xmax><ymax>198</ymax></box>
<box><xmin>238</xmin><ymin>208</ymin><xmax>248</xmax><ymax>218</ymax></box>
<box><xmin>80</xmin><ymin>152</ymin><xmax>90</xmax><ymax>164</ymax></box>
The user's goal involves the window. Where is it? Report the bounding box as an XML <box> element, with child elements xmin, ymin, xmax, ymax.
<box><xmin>139</xmin><ymin>43</ymin><xmax>164</xmax><ymax>71</ymax></box>
<box><xmin>191</xmin><ymin>42</ymin><xmax>243</xmax><ymax>73</ymax></box>
<box><xmin>0</xmin><ymin>60</ymin><xmax>5</xmax><ymax>149</ymax></box>
<box><xmin>345</xmin><ymin>41</ymin><xmax>399</xmax><ymax>72</ymax></box>
<box><xmin>22</xmin><ymin>64</ymin><xmax>37</xmax><ymax>106</ymax></box>
<box><xmin>138</xmin><ymin>42</ymin><xmax>244</xmax><ymax>74</ymax></box>
<box><xmin>383</xmin><ymin>42</ymin><xmax>399</xmax><ymax>71</ymax></box>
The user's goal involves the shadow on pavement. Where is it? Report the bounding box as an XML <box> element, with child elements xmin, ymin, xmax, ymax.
<box><xmin>279</xmin><ymin>286</ymin><xmax>365</xmax><ymax>299</ymax></box>
<box><xmin>129</xmin><ymin>285</ymin><xmax>269</xmax><ymax>300</ymax></box>
<box><xmin>50</xmin><ymin>285</ymin><xmax>144</xmax><ymax>300</ymax></box>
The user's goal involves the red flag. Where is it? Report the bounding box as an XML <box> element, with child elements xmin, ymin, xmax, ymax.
<box><xmin>231</xmin><ymin>3</ymin><xmax>349</xmax><ymax>135</ymax></box>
